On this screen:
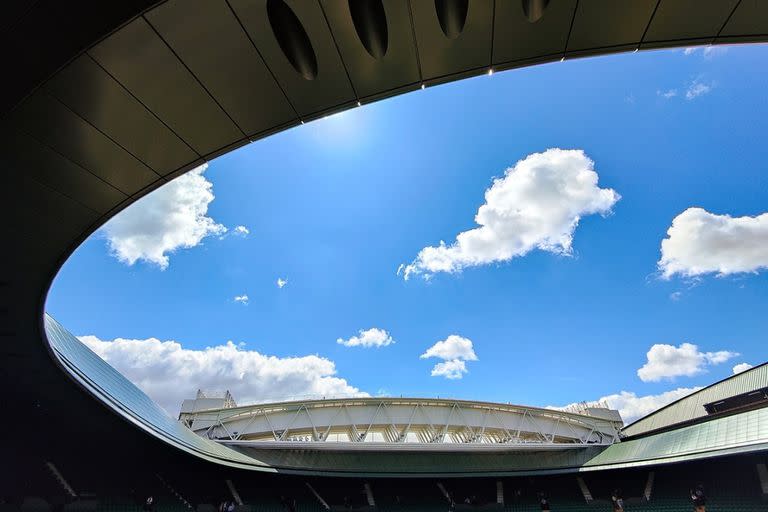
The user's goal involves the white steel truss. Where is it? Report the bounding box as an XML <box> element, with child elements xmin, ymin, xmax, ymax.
<box><xmin>179</xmin><ymin>397</ymin><xmax>623</xmax><ymax>450</ymax></box>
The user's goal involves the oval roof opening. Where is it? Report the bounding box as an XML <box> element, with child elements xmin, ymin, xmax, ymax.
<box><xmin>435</xmin><ymin>0</ymin><xmax>469</xmax><ymax>40</ymax></box>
<box><xmin>267</xmin><ymin>0</ymin><xmax>318</xmax><ymax>80</ymax></box>
<box><xmin>349</xmin><ymin>0</ymin><xmax>389</xmax><ymax>60</ymax></box>
<box><xmin>522</xmin><ymin>0</ymin><xmax>550</xmax><ymax>23</ymax></box>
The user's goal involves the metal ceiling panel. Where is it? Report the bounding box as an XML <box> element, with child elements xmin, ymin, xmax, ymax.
<box><xmin>1</xmin><ymin>0</ymin><xmax>36</xmax><ymax>32</ymax></box>
<box><xmin>88</xmin><ymin>17</ymin><xmax>243</xmax><ymax>157</ymax></box>
<box><xmin>44</xmin><ymin>55</ymin><xmax>198</xmax><ymax>177</ymax></box>
<box><xmin>411</xmin><ymin>0</ymin><xmax>493</xmax><ymax>80</ymax></box>
<box><xmin>0</xmin><ymin>0</ymin><xmax>158</xmax><ymax>116</ymax></box>
<box><xmin>568</xmin><ymin>0</ymin><xmax>657</xmax><ymax>52</ymax></box>
<box><xmin>11</xmin><ymin>173</ymin><xmax>98</xmax><ymax>257</ymax></box>
<box><xmin>719</xmin><ymin>0</ymin><xmax>768</xmax><ymax>41</ymax></box>
<box><xmin>493</xmin><ymin>0</ymin><xmax>577</xmax><ymax>65</ymax></box>
<box><xmin>145</xmin><ymin>0</ymin><xmax>296</xmax><ymax>137</ymax></box>
<box><xmin>320</xmin><ymin>0</ymin><xmax>420</xmax><ymax>99</ymax></box>
<box><xmin>229</xmin><ymin>0</ymin><xmax>356</xmax><ymax>117</ymax></box>
<box><xmin>7</xmin><ymin>92</ymin><xmax>158</xmax><ymax>196</ymax></box>
<box><xmin>0</xmin><ymin>128</ymin><xmax>127</xmax><ymax>214</ymax></box>
<box><xmin>643</xmin><ymin>0</ymin><xmax>739</xmax><ymax>46</ymax></box>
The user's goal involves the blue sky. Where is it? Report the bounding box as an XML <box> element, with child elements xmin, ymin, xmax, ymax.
<box><xmin>48</xmin><ymin>44</ymin><xmax>768</xmax><ymax>419</ymax></box>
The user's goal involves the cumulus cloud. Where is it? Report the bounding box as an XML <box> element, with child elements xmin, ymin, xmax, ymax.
<box><xmin>277</xmin><ymin>278</ymin><xmax>288</xmax><ymax>289</ymax></box>
<box><xmin>102</xmin><ymin>163</ymin><xmax>226</xmax><ymax>269</ymax></box>
<box><xmin>637</xmin><ymin>342</ymin><xmax>739</xmax><ymax>382</ymax></box>
<box><xmin>553</xmin><ymin>387</ymin><xmax>702</xmax><ymax>424</ymax></box>
<box><xmin>421</xmin><ymin>335</ymin><xmax>477</xmax><ymax>380</ymax></box>
<box><xmin>233</xmin><ymin>225</ymin><xmax>250</xmax><ymax>237</ymax></box>
<box><xmin>430</xmin><ymin>360</ymin><xmax>467</xmax><ymax>380</ymax></box>
<box><xmin>233</xmin><ymin>295</ymin><xmax>248</xmax><ymax>305</ymax></box>
<box><xmin>733</xmin><ymin>362</ymin><xmax>754</xmax><ymax>375</ymax></box>
<box><xmin>421</xmin><ymin>335</ymin><xmax>478</xmax><ymax>361</ymax></box>
<box><xmin>78</xmin><ymin>335</ymin><xmax>367</xmax><ymax>416</ymax></box>
<box><xmin>685</xmin><ymin>80</ymin><xmax>712</xmax><ymax>100</ymax></box>
<box><xmin>658</xmin><ymin>208</ymin><xmax>768</xmax><ymax>279</ymax></box>
<box><xmin>399</xmin><ymin>149</ymin><xmax>619</xmax><ymax>280</ymax></box>
<box><xmin>669</xmin><ymin>291</ymin><xmax>682</xmax><ymax>301</ymax></box>
<box><xmin>337</xmin><ymin>327</ymin><xmax>395</xmax><ymax>348</ymax></box>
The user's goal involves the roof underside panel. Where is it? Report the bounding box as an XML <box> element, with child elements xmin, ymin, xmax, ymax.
<box><xmin>145</xmin><ymin>0</ymin><xmax>297</xmax><ymax>137</ymax></box>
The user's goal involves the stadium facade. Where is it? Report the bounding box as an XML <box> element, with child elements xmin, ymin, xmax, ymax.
<box><xmin>2</xmin><ymin>0</ymin><xmax>768</xmax><ymax>505</ymax></box>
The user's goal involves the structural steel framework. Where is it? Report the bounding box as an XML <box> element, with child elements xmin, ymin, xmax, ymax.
<box><xmin>179</xmin><ymin>398</ymin><xmax>623</xmax><ymax>451</ymax></box>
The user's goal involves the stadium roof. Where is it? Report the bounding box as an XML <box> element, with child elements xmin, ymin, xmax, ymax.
<box><xmin>47</xmin><ymin>314</ymin><xmax>768</xmax><ymax>476</ymax></box>
<box><xmin>3</xmin><ymin>1</ymin><xmax>768</xmax><ymax>477</ymax></box>
<box><xmin>622</xmin><ymin>362</ymin><xmax>768</xmax><ymax>437</ymax></box>
<box><xmin>179</xmin><ymin>395</ymin><xmax>623</xmax><ymax>448</ymax></box>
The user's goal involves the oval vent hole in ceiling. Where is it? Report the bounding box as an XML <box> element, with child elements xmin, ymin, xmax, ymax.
<box><xmin>435</xmin><ymin>0</ymin><xmax>469</xmax><ymax>39</ymax></box>
<box><xmin>349</xmin><ymin>0</ymin><xmax>388</xmax><ymax>59</ymax></box>
<box><xmin>522</xmin><ymin>0</ymin><xmax>550</xmax><ymax>23</ymax></box>
<box><xmin>267</xmin><ymin>0</ymin><xmax>318</xmax><ymax>80</ymax></box>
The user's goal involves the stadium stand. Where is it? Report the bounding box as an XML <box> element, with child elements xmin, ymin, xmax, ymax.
<box><xmin>4</xmin><ymin>454</ymin><xmax>767</xmax><ymax>512</ymax></box>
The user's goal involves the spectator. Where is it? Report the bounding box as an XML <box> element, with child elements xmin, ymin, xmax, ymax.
<box><xmin>691</xmin><ymin>484</ymin><xmax>706</xmax><ymax>512</ymax></box>
<box><xmin>538</xmin><ymin>493</ymin><xmax>551</xmax><ymax>512</ymax></box>
<box><xmin>279</xmin><ymin>496</ymin><xmax>296</xmax><ymax>512</ymax></box>
<box><xmin>611</xmin><ymin>490</ymin><xmax>624</xmax><ymax>512</ymax></box>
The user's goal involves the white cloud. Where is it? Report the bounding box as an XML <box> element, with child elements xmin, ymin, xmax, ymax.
<box><xmin>637</xmin><ymin>342</ymin><xmax>739</xmax><ymax>382</ymax></box>
<box><xmin>733</xmin><ymin>362</ymin><xmax>753</xmax><ymax>374</ymax></box>
<box><xmin>430</xmin><ymin>360</ymin><xmax>467</xmax><ymax>380</ymax></box>
<box><xmin>399</xmin><ymin>149</ymin><xmax>620</xmax><ymax>280</ymax></box>
<box><xmin>702</xmin><ymin>46</ymin><xmax>728</xmax><ymax>58</ymax></box>
<box><xmin>337</xmin><ymin>327</ymin><xmax>395</xmax><ymax>348</ymax></box>
<box><xmin>658</xmin><ymin>79</ymin><xmax>713</xmax><ymax>101</ymax></box>
<box><xmin>421</xmin><ymin>335</ymin><xmax>477</xmax><ymax>379</ymax></box>
<box><xmin>669</xmin><ymin>291</ymin><xmax>682</xmax><ymax>301</ymax></box>
<box><xmin>233</xmin><ymin>225</ymin><xmax>250</xmax><ymax>237</ymax></box>
<box><xmin>658</xmin><ymin>89</ymin><xmax>678</xmax><ymax>99</ymax></box>
<box><xmin>659</xmin><ymin>208</ymin><xmax>768</xmax><ymax>278</ymax></box>
<box><xmin>102</xmin><ymin>163</ymin><xmax>226</xmax><ymax>269</ymax></box>
<box><xmin>683</xmin><ymin>46</ymin><xmax>727</xmax><ymax>58</ymax></box>
<box><xmin>553</xmin><ymin>387</ymin><xmax>702</xmax><ymax>424</ymax></box>
<box><xmin>276</xmin><ymin>278</ymin><xmax>288</xmax><ymax>288</ymax></box>
<box><xmin>421</xmin><ymin>335</ymin><xmax>478</xmax><ymax>361</ymax></box>
<box><xmin>685</xmin><ymin>80</ymin><xmax>712</xmax><ymax>100</ymax></box>
<box><xmin>78</xmin><ymin>335</ymin><xmax>367</xmax><ymax>416</ymax></box>
<box><xmin>233</xmin><ymin>295</ymin><xmax>249</xmax><ymax>305</ymax></box>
